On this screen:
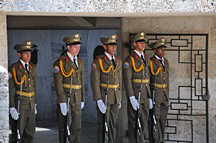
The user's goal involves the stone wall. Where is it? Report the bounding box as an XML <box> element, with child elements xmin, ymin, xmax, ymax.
<box><xmin>0</xmin><ymin>0</ymin><xmax>216</xmax><ymax>15</ymax></box>
<box><xmin>121</xmin><ymin>16</ymin><xmax>216</xmax><ymax>143</ymax></box>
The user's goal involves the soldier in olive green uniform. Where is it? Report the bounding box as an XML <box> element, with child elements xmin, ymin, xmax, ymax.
<box><xmin>149</xmin><ymin>38</ymin><xmax>169</xmax><ymax>143</ymax></box>
<box><xmin>91</xmin><ymin>35</ymin><xmax>122</xmax><ymax>143</ymax></box>
<box><xmin>9</xmin><ymin>41</ymin><xmax>37</xmax><ymax>143</ymax></box>
<box><xmin>123</xmin><ymin>32</ymin><xmax>152</xmax><ymax>143</ymax></box>
<box><xmin>53</xmin><ymin>34</ymin><xmax>85</xmax><ymax>143</ymax></box>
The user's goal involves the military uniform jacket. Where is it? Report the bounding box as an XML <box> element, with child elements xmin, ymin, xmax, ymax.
<box><xmin>9</xmin><ymin>60</ymin><xmax>37</xmax><ymax>108</ymax></box>
<box><xmin>149</xmin><ymin>55</ymin><xmax>169</xmax><ymax>99</ymax></box>
<box><xmin>91</xmin><ymin>54</ymin><xmax>122</xmax><ymax>105</ymax></box>
<box><xmin>53</xmin><ymin>53</ymin><xmax>85</xmax><ymax>104</ymax></box>
<box><xmin>123</xmin><ymin>51</ymin><xmax>151</xmax><ymax>104</ymax></box>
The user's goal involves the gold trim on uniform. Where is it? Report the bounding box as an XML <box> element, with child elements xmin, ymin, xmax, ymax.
<box><xmin>59</xmin><ymin>59</ymin><xmax>76</xmax><ymax>77</ymax></box>
<box><xmin>100</xmin><ymin>83</ymin><xmax>119</xmax><ymax>89</ymax></box>
<box><xmin>149</xmin><ymin>60</ymin><xmax>162</xmax><ymax>76</ymax></box>
<box><xmin>132</xmin><ymin>79</ymin><xmax>149</xmax><ymax>84</ymax></box>
<box><xmin>154</xmin><ymin>83</ymin><xmax>167</xmax><ymax>89</ymax></box>
<box><xmin>130</xmin><ymin>56</ymin><xmax>144</xmax><ymax>72</ymax></box>
<box><xmin>98</xmin><ymin>58</ymin><xmax>117</xmax><ymax>73</ymax></box>
<box><xmin>63</xmin><ymin>84</ymin><xmax>82</xmax><ymax>89</ymax></box>
<box><xmin>12</xmin><ymin>67</ymin><xmax>27</xmax><ymax>85</ymax></box>
<box><xmin>16</xmin><ymin>91</ymin><xmax>35</xmax><ymax>97</ymax></box>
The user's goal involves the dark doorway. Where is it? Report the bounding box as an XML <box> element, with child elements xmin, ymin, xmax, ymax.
<box><xmin>7</xmin><ymin>16</ymin><xmax>121</xmax><ymax>143</ymax></box>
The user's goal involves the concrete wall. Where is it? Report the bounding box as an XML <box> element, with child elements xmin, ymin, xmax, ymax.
<box><xmin>0</xmin><ymin>0</ymin><xmax>216</xmax><ymax>15</ymax></box>
<box><xmin>121</xmin><ymin>16</ymin><xmax>216</xmax><ymax>143</ymax></box>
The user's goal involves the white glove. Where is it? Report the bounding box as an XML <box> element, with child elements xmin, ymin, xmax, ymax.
<box><xmin>60</xmin><ymin>103</ymin><xmax>67</xmax><ymax>116</ymax></box>
<box><xmin>81</xmin><ymin>102</ymin><xmax>85</xmax><ymax>110</ymax></box>
<box><xmin>129</xmin><ymin>96</ymin><xmax>140</xmax><ymax>111</ymax></box>
<box><xmin>97</xmin><ymin>99</ymin><xmax>107</xmax><ymax>114</ymax></box>
<box><xmin>35</xmin><ymin>104</ymin><xmax>37</xmax><ymax>114</ymax></box>
<box><xmin>9</xmin><ymin>107</ymin><xmax>19</xmax><ymax>120</ymax></box>
<box><xmin>118</xmin><ymin>102</ymin><xmax>121</xmax><ymax>109</ymax></box>
<box><xmin>149</xmin><ymin>98</ymin><xmax>153</xmax><ymax>109</ymax></box>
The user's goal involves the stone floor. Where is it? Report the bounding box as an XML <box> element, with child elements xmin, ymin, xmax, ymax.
<box><xmin>34</xmin><ymin>122</ymin><xmax>97</xmax><ymax>143</ymax></box>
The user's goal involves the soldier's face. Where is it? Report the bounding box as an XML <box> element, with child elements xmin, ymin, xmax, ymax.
<box><xmin>67</xmin><ymin>44</ymin><xmax>80</xmax><ymax>56</ymax></box>
<box><xmin>134</xmin><ymin>41</ymin><xmax>145</xmax><ymax>51</ymax></box>
<box><xmin>105</xmin><ymin>44</ymin><xmax>117</xmax><ymax>56</ymax></box>
<box><xmin>18</xmin><ymin>51</ymin><xmax>31</xmax><ymax>63</ymax></box>
<box><xmin>155</xmin><ymin>48</ymin><xmax>165</xmax><ymax>57</ymax></box>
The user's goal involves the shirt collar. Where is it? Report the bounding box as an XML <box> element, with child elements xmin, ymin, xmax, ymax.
<box><xmin>105</xmin><ymin>52</ymin><xmax>115</xmax><ymax>61</ymax></box>
<box><xmin>154</xmin><ymin>54</ymin><xmax>164</xmax><ymax>61</ymax></box>
<box><xmin>67</xmin><ymin>52</ymin><xmax>77</xmax><ymax>61</ymax></box>
<box><xmin>20</xmin><ymin>59</ymin><xmax>29</xmax><ymax>67</ymax></box>
<box><xmin>134</xmin><ymin>50</ymin><xmax>144</xmax><ymax>58</ymax></box>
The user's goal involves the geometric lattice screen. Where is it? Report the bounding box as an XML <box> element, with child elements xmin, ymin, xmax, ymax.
<box><xmin>147</xmin><ymin>34</ymin><xmax>209</xmax><ymax>143</ymax></box>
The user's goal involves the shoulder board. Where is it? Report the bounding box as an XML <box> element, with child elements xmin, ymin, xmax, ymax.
<box><xmin>131</xmin><ymin>52</ymin><xmax>139</xmax><ymax>61</ymax></box>
<box><xmin>115</xmin><ymin>56</ymin><xmax>121</xmax><ymax>63</ymax></box>
<box><xmin>150</xmin><ymin>56</ymin><xmax>158</xmax><ymax>63</ymax></box>
<box><xmin>164</xmin><ymin>57</ymin><xmax>169</xmax><ymax>64</ymax></box>
<box><xmin>144</xmin><ymin>53</ymin><xmax>149</xmax><ymax>60</ymax></box>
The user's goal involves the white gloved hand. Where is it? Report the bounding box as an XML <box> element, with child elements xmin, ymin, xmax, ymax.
<box><xmin>81</xmin><ymin>102</ymin><xmax>85</xmax><ymax>110</ymax></box>
<box><xmin>129</xmin><ymin>96</ymin><xmax>140</xmax><ymax>111</ymax></box>
<box><xmin>9</xmin><ymin>107</ymin><xmax>19</xmax><ymax>120</ymax></box>
<box><xmin>35</xmin><ymin>104</ymin><xmax>37</xmax><ymax>114</ymax></box>
<box><xmin>149</xmin><ymin>98</ymin><xmax>153</xmax><ymax>109</ymax></box>
<box><xmin>118</xmin><ymin>102</ymin><xmax>121</xmax><ymax>109</ymax></box>
<box><xmin>97</xmin><ymin>99</ymin><xmax>107</xmax><ymax>114</ymax></box>
<box><xmin>60</xmin><ymin>103</ymin><xmax>68</xmax><ymax>116</ymax></box>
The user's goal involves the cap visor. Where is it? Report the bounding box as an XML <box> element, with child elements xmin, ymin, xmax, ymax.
<box><xmin>135</xmin><ymin>39</ymin><xmax>146</xmax><ymax>43</ymax></box>
<box><xmin>106</xmin><ymin>43</ymin><xmax>117</xmax><ymax>45</ymax></box>
<box><xmin>157</xmin><ymin>45</ymin><xmax>167</xmax><ymax>49</ymax></box>
<box><xmin>67</xmin><ymin>42</ymin><xmax>81</xmax><ymax>45</ymax></box>
<box><xmin>18</xmin><ymin>49</ymin><xmax>33</xmax><ymax>53</ymax></box>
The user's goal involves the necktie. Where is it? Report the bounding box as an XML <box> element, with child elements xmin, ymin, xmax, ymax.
<box><xmin>25</xmin><ymin>64</ymin><xmax>29</xmax><ymax>73</ymax></box>
<box><xmin>73</xmin><ymin>56</ymin><xmax>78</xmax><ymax>68</ymax></box>
<box><xmin>141</xmin><ymin>55</ymin><xmax>146</xmax><ymax>66</ymax></box>
<box><xmin>111</xmin><ymin>56</ymin><xmax>116</xmax><ymax>68</ymax></box>
<box><xmin>159</xmin><ymin>59</ymin><xmax>164</xmax><ymax>67</ymax></box>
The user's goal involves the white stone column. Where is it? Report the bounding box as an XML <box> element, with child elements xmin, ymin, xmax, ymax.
<box><xmin>0</xmin><ymin>12</ymin><xmax>8</xmax><ymax>68</ymax></box>
<box><xmin>0</xmin><ymin>65</ymin><xmax>9</xmax><ymax>142</ymax></box>
<box><xmin>0</xmin><ymin>12</ymin><xmax>9</xmax><ymax>143</ymax></box>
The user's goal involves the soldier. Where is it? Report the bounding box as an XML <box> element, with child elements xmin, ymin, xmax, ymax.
<box><xmin>91</xmin><ymin>35</ymin><xmax>122</xmax><ymax>143</ymax></box>
<box><xmin>149</xmin><ymin>38</ymin><xmax>169</xmax><ymax>143</ymax></box>
<box><xmin>53</xmin><ymin>34</ymin><xmax>85</xmax><ymax>143</ymax></box>
<box><xmin>123</xmin><ymin>32</ymin><xmax>152</xmax><ymax>143</ymax></box>
<box><xmin>9</xmin><ymin>41</ymin><xmax>37</xmax><ymax>143</ymax></box>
